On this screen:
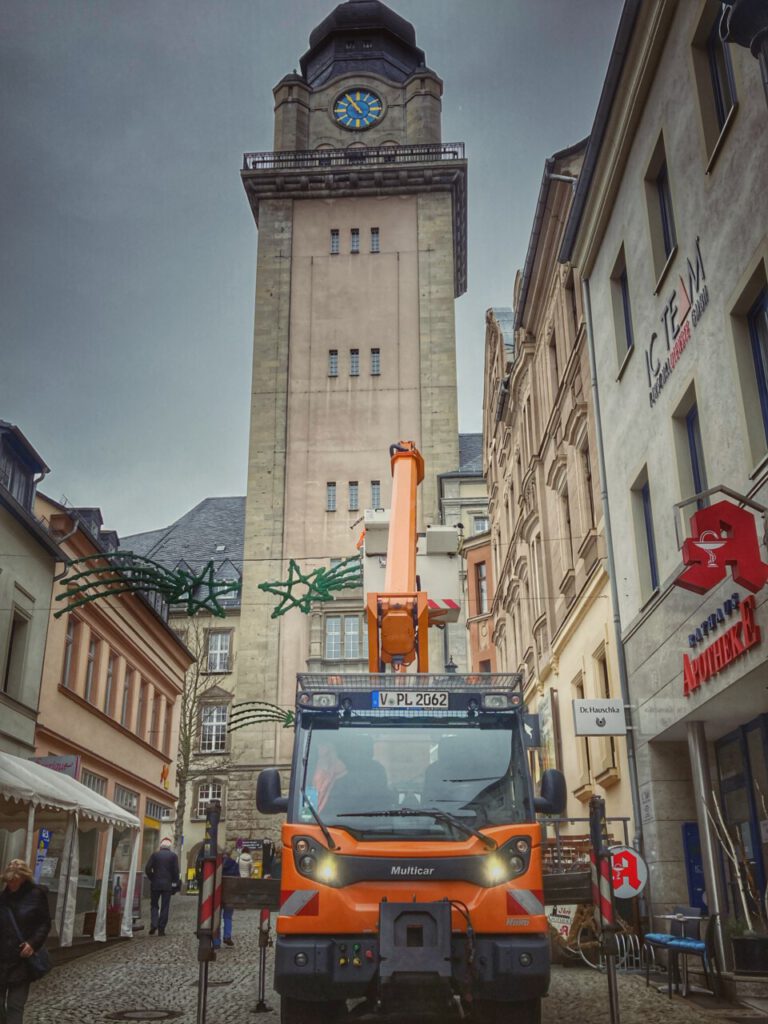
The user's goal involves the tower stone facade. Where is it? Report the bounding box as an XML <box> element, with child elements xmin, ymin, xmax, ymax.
<box><xmin>232</xmin><ymin>0</ymin><xmax>467</xmax><ymax>840</ymax></box>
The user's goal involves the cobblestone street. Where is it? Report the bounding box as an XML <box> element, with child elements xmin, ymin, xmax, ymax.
<box><xmin>22</xmin><ymin>898</ymin><xmax>766</xmax><ymax>1024</ymax></box>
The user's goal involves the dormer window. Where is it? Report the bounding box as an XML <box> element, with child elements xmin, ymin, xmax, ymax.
<box><xmin>0</xmin><ymin>425</ymin><xmax>47</xmax><ymax>512</ymax></box>
<box><xmin>344</xmin><ymin>40</ymin><xmax>355</xmax><ymax>51</ymax></box>
<box><xmin>362</xmin><ymin>39</ymin><xmax>373</xmax><ymax>50</ymax></box>
<box><xmin>215</xmin><ymin>544</ymin><xmax>226</xmax><ymax>552</ymax></box>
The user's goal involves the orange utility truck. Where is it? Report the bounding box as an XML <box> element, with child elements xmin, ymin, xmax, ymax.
<box><xmin>257</xmin><ymin>442</ymin><xmax>566</xmax><ymax>1024</ymax></box>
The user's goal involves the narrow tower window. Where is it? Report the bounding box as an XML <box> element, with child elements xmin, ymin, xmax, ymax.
<box><xmin>348</xmin><ymin>481</ymin><xmax>359</xmax><ymax>511</ymax></box>
<box><xmin>371</xmin><ymin>348</ymin><xmax>381</xmax><ymax>375</ymax></box>
<box><xmin>328</xmin><ymin>349</ymin><xmax>338</xmax><ymax>377</ymax></box>
<box><xmin>350</xmin><ymin>349</ymin><xmax>360</xmax><ymax>376</ymax></box>
<box><xmin>371</xmin><ymin>480</ymin><xmax>381</xmax><ymax>508</ymax></box>
<box><xmin>351</xmin><ymin>228</ymin><xmax>360</xmax><ymax>254</ymax></box>
<box><xmin>370</xmin><ymin>227</ymin><xmax>380</xmax><ymax>253</ymax></box>
<box><xmin>326</xmin><ymin>482</ymin><xmax>337</xmax><ymax>512</ymax></box>
<box><xmin>330</xmin><ymin>229</ymin><xmax>340</xmax><ymax>255</ymax></box>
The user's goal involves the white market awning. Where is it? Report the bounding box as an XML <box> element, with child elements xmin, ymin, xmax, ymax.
<box><xmin>0</xmin><ymin>750</ymin><xmax>140</xmax><ymax>832</ymax></box>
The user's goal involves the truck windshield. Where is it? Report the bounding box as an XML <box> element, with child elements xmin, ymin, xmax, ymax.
<box><xmin>294</xmin><ymin>721</ymin><xmax>532</xmax><ymax>838</ymax></box>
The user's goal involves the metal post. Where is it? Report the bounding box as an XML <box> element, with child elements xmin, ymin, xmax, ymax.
<box><xmin>196</xmin><ymin>801</ymin><xmax>221</xmax><ymax>1024</ymax></box>
<box><xmin>253</xmin><ymin>908</ymin><xmax>272</xmax><ymax>1013</ymax></box>
<box><xmin>590</xmin><ymin>796</ymin><xmax>620</xmax><ymax>1024</ymax></box>
<box><xmin>687</xmin><ymin>721</ymin><xmax>730</xmax><ymax>971</ymax></box>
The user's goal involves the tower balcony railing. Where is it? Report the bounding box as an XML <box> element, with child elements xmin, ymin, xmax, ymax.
<box><xmin>243</xmin><ymin>141</ymin><xmax>465</xmax><ymax>172</ymax></box>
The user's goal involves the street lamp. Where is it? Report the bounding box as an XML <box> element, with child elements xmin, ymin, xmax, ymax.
<box><xmin>445</xmin><ymin>656</ymin><xmax>458</xmax><ymax>673</ymax></box>
<box><xmin>720</xmin><ymin>0</ymin><xmax>768</xmax><ymax>108</ymax></box>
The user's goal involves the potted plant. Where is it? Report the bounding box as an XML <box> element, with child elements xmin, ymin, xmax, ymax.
<box><xmin>707</xmin><ymin>790</ymin><xmax>768</xmax><ymax>975</ymax></box>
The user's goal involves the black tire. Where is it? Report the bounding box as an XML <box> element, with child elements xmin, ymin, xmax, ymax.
<box><xmin>280</xmin><ymin>996</ymin><xmax>345</xmax><ymax>1024</ymax></box>
<box><xmin>475</xmin><ymin>998</ymin><xmax>541</xmax><ymax>1024</ymax></box>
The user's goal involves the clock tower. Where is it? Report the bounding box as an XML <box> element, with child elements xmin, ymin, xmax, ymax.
<box><xmin>235</xmin><ymin>0</ymin><xmax>467</xmax><ymax>823</ymax></box>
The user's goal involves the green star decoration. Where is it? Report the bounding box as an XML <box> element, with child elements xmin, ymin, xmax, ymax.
<box><xmin>258</xmin><ymin>555</ymin><xmax>363</xmax><ymax>619</ymax></box>
<box><xmin>54</xmin><ymin>552</ymin><xmax>241</xmax><ymax>619</ymax></box>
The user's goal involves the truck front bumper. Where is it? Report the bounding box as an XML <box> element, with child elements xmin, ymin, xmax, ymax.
<box><xmin>274</xmin><ymin>932</ymin><xmax>550</xmax><ymax>1004</ymax></box>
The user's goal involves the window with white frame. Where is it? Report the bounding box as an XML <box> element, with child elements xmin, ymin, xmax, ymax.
<box><xmin>343</xmin><ymin>615</ymin><xmax>360</xmax><ymax>658</ymax></box>
<box><xmin>103</xmin><ymin>653</ymin><xmax>115</xmax><ymax>715</ymax></box>
<box><xmin>196</xmin><ymin>781</ymin><xmax>223</xmax><ymax>819</ymax></box>
<box><xmin>370</xmin><ymin>227</ymin><xmax>380</xmax><ymax>253</ymax></box>
<box><xmin>370</xmin><ymin>348</ymin><xmax>381</xmax><ymax>375</ymax></box>
<box><xmin>472</xmin><ymin>515</ymin><xmax>489</xmax><ymax>534</ymax></box>
<box><xmin>370</xmin><ymin>480</ymin><xmax>381</xmax><ymax>508</ymax></box>
<box><xmin>348</xmin><ymin>481</ymin><xmax>359</xmax><ymax>511</ymax></box>
<box><xmin>330</xmin><ymin>229</ymin><xmax>340</xmax><ymax>255</ymax></box>
<box><xmin>81</xmin><ymin>769</ymin><xmax>107</xmax><ymax>797</ymax></box>
<box><xmin>324</xmin><ymin>614</ymin><xmax>366</xmax><ymax>660</ymax></box>
<box><xmin>326</xmin><ymin>482</ymin><xmax>337</xmax><ymax>512</ymax></box>
<box><xmin>114</xmin><ymin>784</ymin><xmax>139</xmax><ymax>815</ymax></box>
<box><xmin>207</xmin><ymin>632</ymin><xmax>231</xmax><ymax>673</ymax></box>
<box><xmin>350</xmin><ymin>349</ymin><xmax>360</xmax><ymax>376</ymax></box>
<box><xmin>350</xmin><ymin>228</ymin><xmax>360</xmax><ymax>254</ymax></box>
<box><xmin>328</xmin><ymin>349</ymin><xmax>339</xmax><ymax>377</ymax></box>
<box><xmin>84</xmin><ymin>637</ymin><xmax>98</xmax><ymax>702</ymax></box>
<box><xmin>61</xmin><ymin>618</ymin><xmax>75</xmax><ymax>688</ymax></box>
<box><xmin>200</xmin><ymin>705</ymin><xmax>228</xmax><ymax>753</ymax></box>
<box><xmin>325</xmin><ymin>616</ymin><xmax>341</xmax><ymax>659</ymax></box>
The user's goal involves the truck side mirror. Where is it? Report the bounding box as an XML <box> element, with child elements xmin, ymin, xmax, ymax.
<box><xmin>256</xmin><ymin>769</ymin><xmax>288</xmax><ymax>814</ymax></box>
<box><xmin>534</xmin><ymin>769</ymin><xmax>566</xmax><ymax>816</ymax></box>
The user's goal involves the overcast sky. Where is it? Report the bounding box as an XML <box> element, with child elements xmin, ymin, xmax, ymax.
<box><xmin>1</xmin><ymin>0</ymin><xmax>622</xmax><ymax>538</ymax></box>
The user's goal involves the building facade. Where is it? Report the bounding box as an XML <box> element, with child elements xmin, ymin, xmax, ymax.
<box><xmin>36</xmin><ymin>495</ymin><xmax>192</xmax><ymax>891</ymax></box>
<box><xmin>124</xmin><ymin>498</ymin><xmax>245</xmax><ymax>874</ymax></box>
<box><xmin>561</xmin><ymin>0</ymin><xmax>768</xmax><ymax>935</ymax></box>
<box><xmin>236</xmin><ymin>0</ymin><xmax>467</xmax><ymax>841</ymax></box>
<box><xmin>0</xmin><ymin>422</ymin><xmax>61</xmax><ymax>760</ymax></box>
<box><xmin>483</xmin><ymin>147</ymin><xmax>633</xmax><ymax>831</ymax></box>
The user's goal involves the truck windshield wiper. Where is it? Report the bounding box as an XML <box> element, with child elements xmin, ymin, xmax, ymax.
<box><xmin>338</xmin><ymin>806</ymin><xmax>497</xmax><ymax>850</ymax></box>
<box><xmin>300</xmin><ymin>724</ymin><xmax>337</xmax><ymax>850</ymax></box>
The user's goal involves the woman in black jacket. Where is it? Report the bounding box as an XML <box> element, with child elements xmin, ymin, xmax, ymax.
<box><xmin>0</xmin><ymin>859</ymin><xmax>51</xmax><ymax>1024</ymax></box>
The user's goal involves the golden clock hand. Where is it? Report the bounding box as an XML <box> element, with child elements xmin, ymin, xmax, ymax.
<box><xmin>345</xmin><ymin>93</ymin><xmax>363</xmax><ymax>114</ymax></box>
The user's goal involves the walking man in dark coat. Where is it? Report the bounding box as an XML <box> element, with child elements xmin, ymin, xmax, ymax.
<box><xmin>144</xmin><ymin>837</ymin><xmax>180</xmax><ymax>936</ymax></box>
<box><xmin>0</xmin><ymin>859</ymin><xmax>51</xmax><ymax>1024</ymax></box>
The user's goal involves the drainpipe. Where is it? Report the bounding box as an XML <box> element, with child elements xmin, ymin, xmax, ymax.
<box><xmin>582</xmin><ymin>277</ymin><xmax>644</xmax><ymax>853</ymax></box>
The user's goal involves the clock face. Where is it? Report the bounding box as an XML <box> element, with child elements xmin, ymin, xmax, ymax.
<box><xmin>333</xmin><ymin>89</ymin><xmax>383</xmax><ymax>130</ymax></box>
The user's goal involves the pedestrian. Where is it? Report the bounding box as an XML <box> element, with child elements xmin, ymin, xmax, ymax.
<box><xmin>0</xmin><ymin>858</ymin><xmax>52</xmax><ymax>1024</ymax></box>
<box><xmin>237</xmin><ymin>847</ymin><xmax>253</xmax><ymax>878</ymax></box>
<box><xmin>215</xmin><ymin>851</ymin><xmax>239</xmax><ymax>949</ymax></box>
<box><xmin>144</xmin><ymin>837</ymin><xmax>180</xmax><ymax>937</ymax></box>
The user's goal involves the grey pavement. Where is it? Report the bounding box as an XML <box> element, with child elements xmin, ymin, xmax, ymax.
<box><xmin>25</xmin><ymin>898</ymin><xmax>759</xmax><ymax>1024</ymax></box>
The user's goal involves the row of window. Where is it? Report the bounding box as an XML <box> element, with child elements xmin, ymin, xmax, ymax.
<box><xmin>611</xmin><ymin>13</ymin><xmax>738</xmax><ymax>363</ymax></box>
<box><xmin>61</xmin><ymin>618</ymin><xmax>173</xmax><ymax>754</ymax></box>
<box><xmin>330</xmin><ymin>227</ymin><xmax>380</xmax><ymax>255</ymax></box>
<box><xmin>81</xmin><ymin>769</ymin><xmax>169</xmax><ymax>821</ymax></box>
<box><xmin>326</xmin><ymin>480</ymin><xmax>381</xmax><ymax>513</ymax></box>
<box><xmin>329</xmin><ymin>348</ymin><xmax>380</xmax><ymax>377</ymax></box>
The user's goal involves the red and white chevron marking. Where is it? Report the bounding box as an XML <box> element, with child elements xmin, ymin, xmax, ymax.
<box><xmin>198</xmin><ymin>858</ymin><xmax>216</xmax><ymax>933</ymax></box>
<box><xmin>590</xmin><ymin>850</ymin><xmax>614</xmax><ymax>929</ymax></box>
<box><xmin>428</xmin><ymin>599</ymin><xmax>460</xmax><ymax>614</ymax></box>
<box><xmin>279</xmin><ymin>889</ymin><xmax>320</xmax><ymax>916</ymax></box>
<box><xmin>506</xmin><ymin>888</ymin><xmax>545</xmax><ymax>917</ymax></box>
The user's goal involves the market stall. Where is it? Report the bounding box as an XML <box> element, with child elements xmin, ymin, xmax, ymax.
<box><xmin>0</xmin><ymin>751</ymin><xmax>141</xmax><ymax>945</ymax></box>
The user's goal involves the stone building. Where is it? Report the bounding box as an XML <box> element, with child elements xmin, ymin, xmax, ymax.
<box><xmin>236</xmin><ymin>0</ymin><xmax>467</xmax><ymax>838</ymax></box>
<box><xmin>559</xmin><ymin>0</ymin><xmax>768</xmax><ymax>943</ymax></box>
<box><xmin>483</xmin><ymin>144</ymin><xmax>634</xmax><ymax>830</ymax></box>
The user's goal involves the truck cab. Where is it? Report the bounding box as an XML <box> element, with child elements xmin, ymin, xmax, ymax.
<box><xmin>258</xmin><ymin>671</ymin><xmax>565</xmax><ymax>1024</ymax></box>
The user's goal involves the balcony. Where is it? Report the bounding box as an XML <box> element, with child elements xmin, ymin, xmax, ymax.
<box><xmin>242</xmin><ymin>141</ymin><xmax>465</xmax><ymax>172</ymax></box>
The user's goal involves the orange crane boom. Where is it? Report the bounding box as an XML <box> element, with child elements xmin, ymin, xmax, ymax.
<box><xmin>366</xmin><ymin>441</ymin><xmax>430</xmax><ymax>673</ymax></box>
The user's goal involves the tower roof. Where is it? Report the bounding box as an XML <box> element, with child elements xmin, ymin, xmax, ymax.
<box><xmin>300</xmin><ymin>0</ymin><xmax>426</xmax><ymax>87</ymax></box>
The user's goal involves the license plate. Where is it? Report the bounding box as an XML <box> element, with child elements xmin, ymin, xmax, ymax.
<box><xmin>374</xmin><ymin>690</ymin><xmax>449</xmax><ymax>708</ymax></box>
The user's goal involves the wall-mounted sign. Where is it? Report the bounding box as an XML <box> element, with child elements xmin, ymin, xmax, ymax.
<box><xmin>572</xmin><ymin>698</ymin><xmax>626</xmax><ymax>736</ymax></box>
<box><xmin>675</xmin><ymin>500</ymin><xmax>768</xmax><ymax>595</ymax></box>
<box><xmin>684</xmin><ymin>594</ymin><xmax>761</xmax><ymax>696</ymax></box>
<box><xmin>31</xmin><ymin>754</ymin><xmax>81</xmax><ymax>779</ymax></box>
<box><xmin>609</xmin><ymin>845</ymin><xmax>648</xmax><ymax>899</ymax></box>
<box><xmin>687</xmin><ymin>592</ymin><xmax>741</xmax><ymax>649</ymax></box>
<box><xmin>645</xmin><ymin>237</ymin><xmax>708</xmax><ymax>408</ymax></box>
